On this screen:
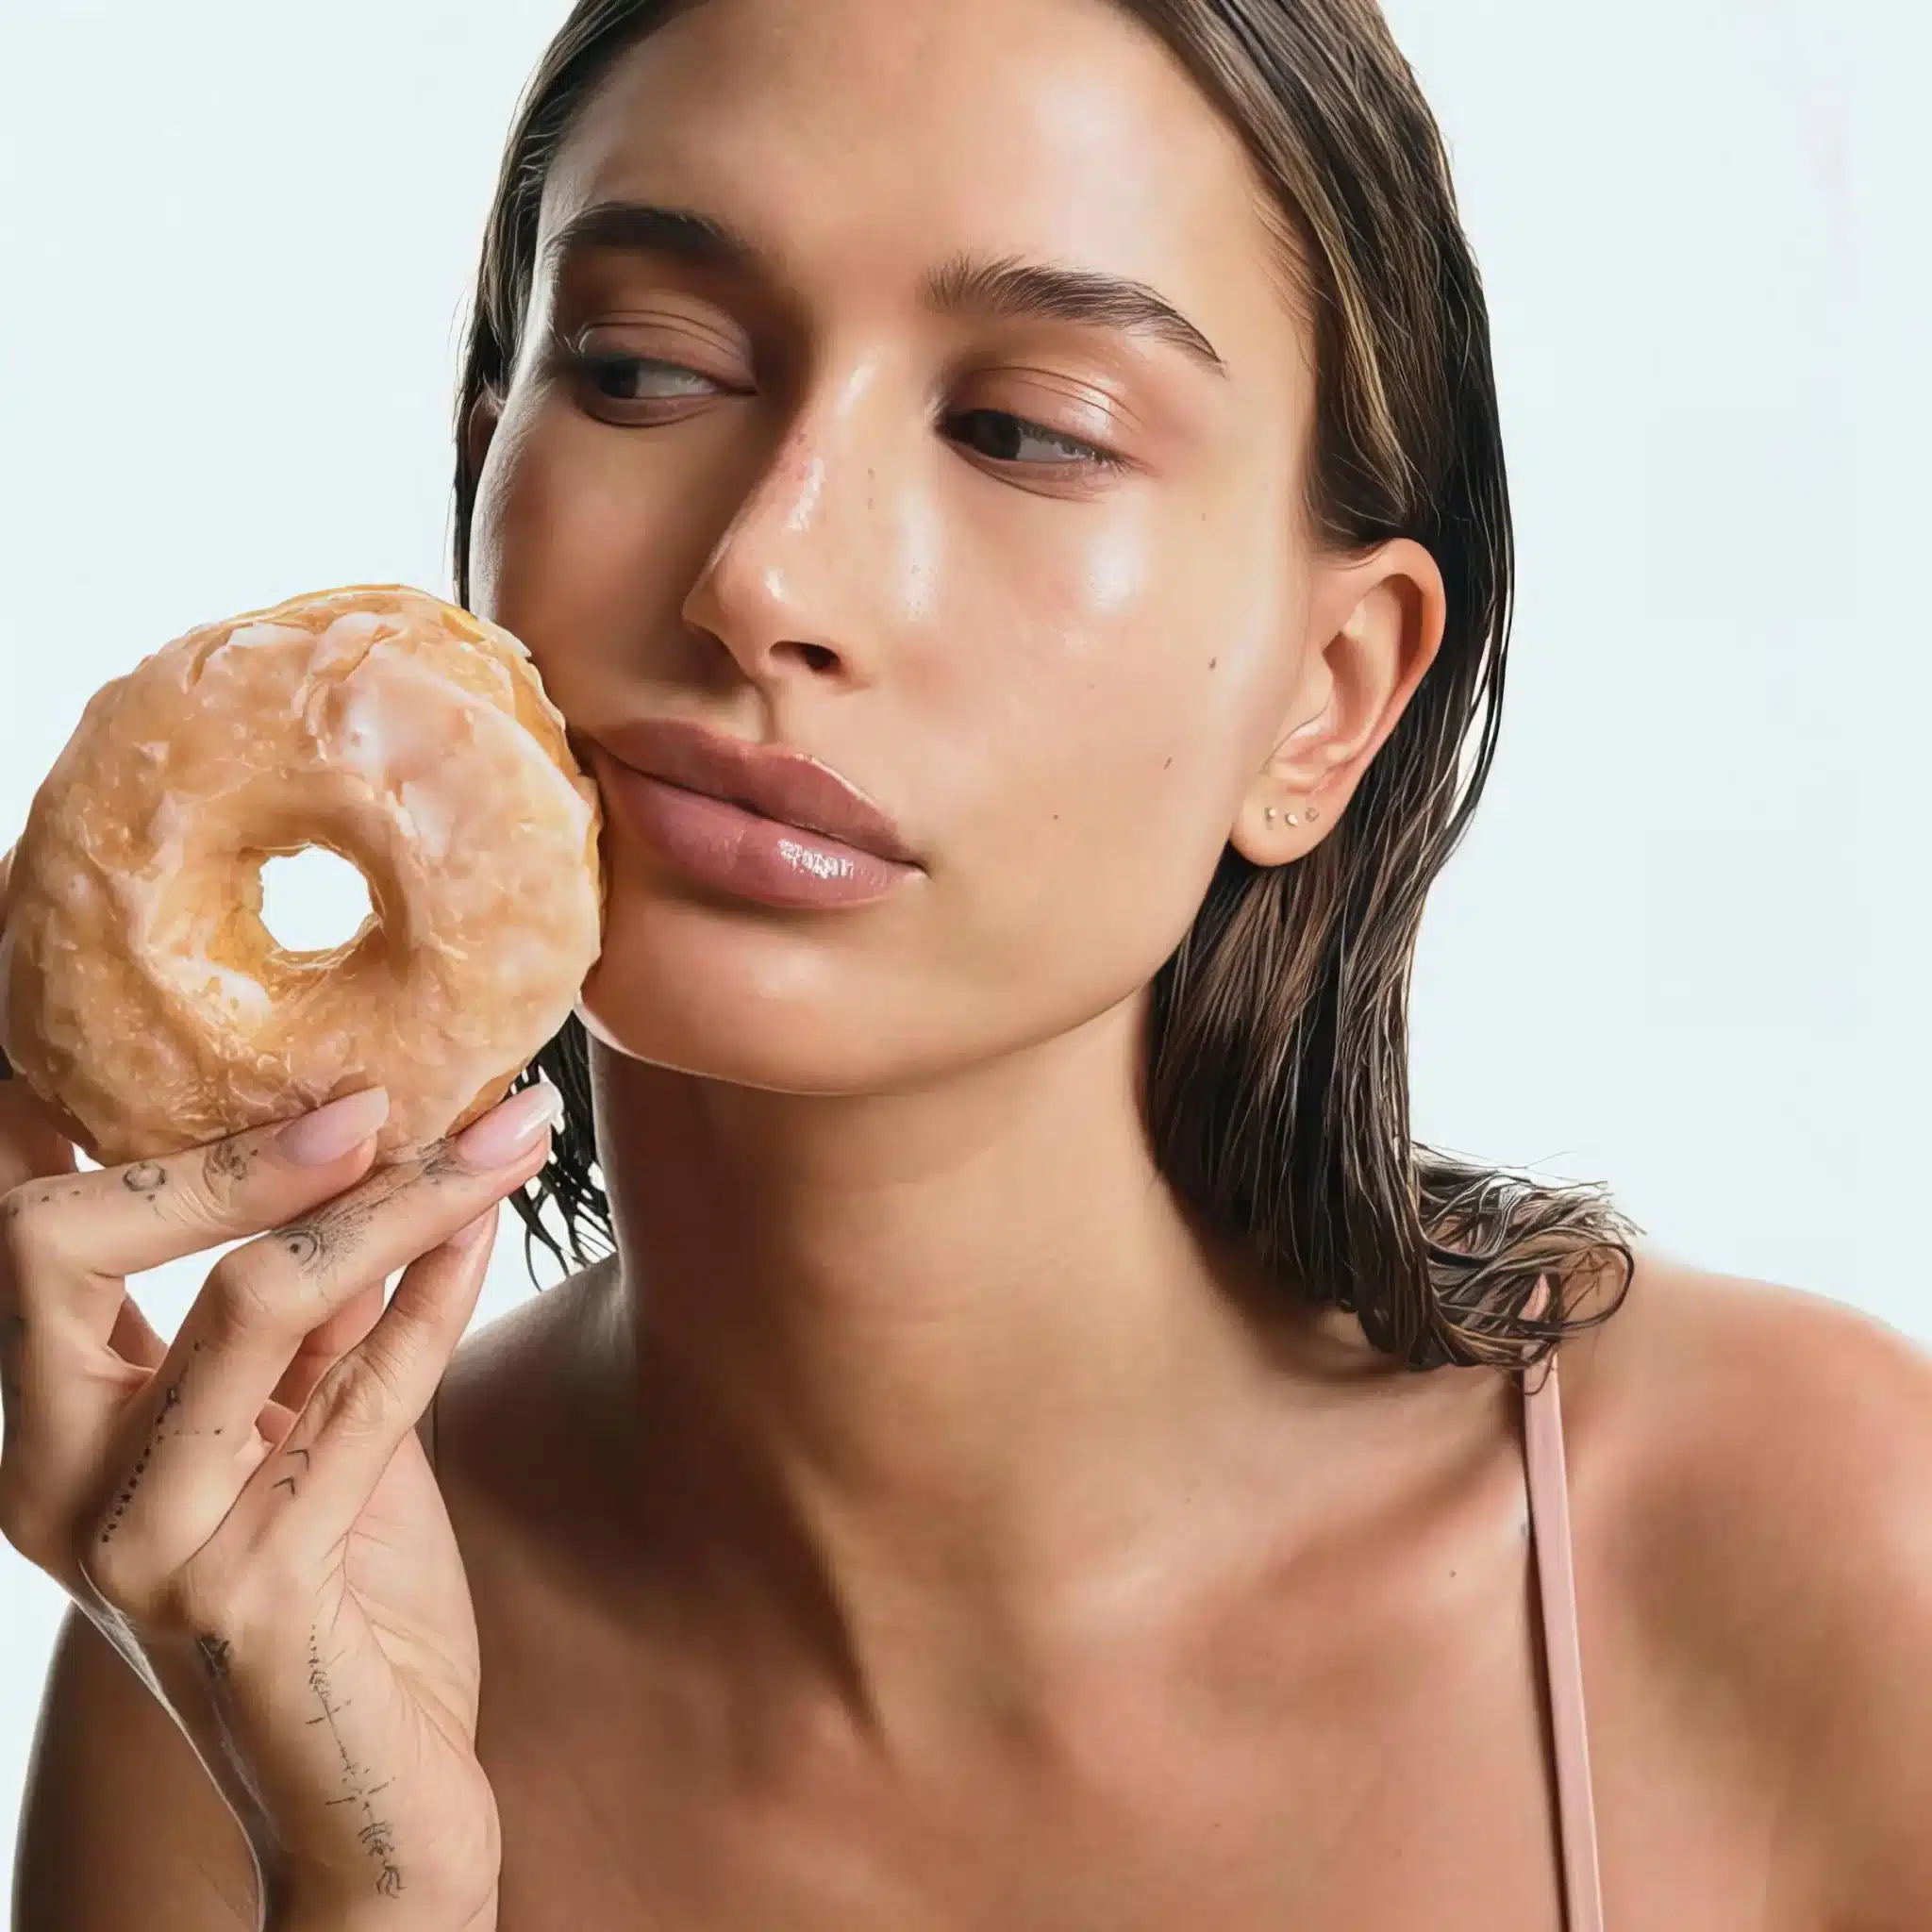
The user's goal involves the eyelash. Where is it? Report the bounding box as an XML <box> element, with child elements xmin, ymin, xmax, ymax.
<box><xmin>558</xmin><ymin>345</ymin><xmax>1132</xmax><ymax>476</ymax></box>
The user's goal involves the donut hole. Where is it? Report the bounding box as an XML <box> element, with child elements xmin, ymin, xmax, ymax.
<box><xmin>258</xmin><ymin>846</ymin><xmax>375</xmax><ymax>957</ymax></box>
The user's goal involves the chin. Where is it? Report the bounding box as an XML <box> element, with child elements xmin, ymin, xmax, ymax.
<box><xmin>574</xmin><ymin>859</ymin><xmax>965</xmax><ymax>1096</ymax></box>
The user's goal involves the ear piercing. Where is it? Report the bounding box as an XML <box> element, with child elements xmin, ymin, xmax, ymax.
<box><xmin>1265</xmin><ymin>804</ymin><xmax>1320</xmax><ymax>826</ymax></box>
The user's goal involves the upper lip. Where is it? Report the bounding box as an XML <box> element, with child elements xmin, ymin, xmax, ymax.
<box><xmin>588</xmin><ymin>716</ymin><xmax>922</xmax><ymax>867</ymax></box>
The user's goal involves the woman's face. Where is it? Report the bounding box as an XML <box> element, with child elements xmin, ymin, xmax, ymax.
<box><xmin>468</xmin><ymin>0</ymin><xmax>1439</xmax><ymax>1093</ymax></box>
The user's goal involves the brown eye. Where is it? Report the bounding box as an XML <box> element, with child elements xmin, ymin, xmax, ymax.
<box><xmin>576</xmin><ymin>352</ymin><xmax>718</xmax><ymax>404</ymax></box>
<box><xmin>945</xmin><ymin>408</ymin><xmax>1127</xmax><ymax>473</ymax></box>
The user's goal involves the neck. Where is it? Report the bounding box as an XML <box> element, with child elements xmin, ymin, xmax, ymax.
<box><xmin>577</xmin><ymin>991</ymin><xmax>1421</xmax><ymax>1725</ymax></box>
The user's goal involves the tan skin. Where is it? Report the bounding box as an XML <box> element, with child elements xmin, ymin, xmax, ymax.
<box><xmin>9</xmin><ymin>0</ymin><xmax>1932</xmax><ymax>1926</ymax></box>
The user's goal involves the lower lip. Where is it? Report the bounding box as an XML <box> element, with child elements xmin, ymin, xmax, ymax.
<box><xmin>595</xmin><ymin>757</ymin><xmax>920</xmax><ymax>909</ymax></box>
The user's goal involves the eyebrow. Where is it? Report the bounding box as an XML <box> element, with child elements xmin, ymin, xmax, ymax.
<box><xmin>540</xmin><ymin>200</ymin><xmax>1228</xmax><ymax>377</ymax></box>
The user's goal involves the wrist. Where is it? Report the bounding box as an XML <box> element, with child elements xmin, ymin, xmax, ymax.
<box><xmin>263</xmin><ymin>1893</ymin><xmax>498</xmax><ymax>1932</ymax></box>
<box><xmin>258</xmin><ymin>1860</ymin><xmax>498</xmax><ymax>1932</ymax></box>
<box><xmin>265</xmin><ymin>1907</ymin><xmax>497</xmax><ymax>1932</ymax></box>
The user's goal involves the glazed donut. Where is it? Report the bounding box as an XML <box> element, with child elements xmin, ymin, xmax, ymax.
<box><xmin>0</xmin><ymin>584</ymin><xmax>604</xmax><ymax>1166</ymax></box>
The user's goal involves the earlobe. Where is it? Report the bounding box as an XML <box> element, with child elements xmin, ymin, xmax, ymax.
<box><xmin>1231</xmin><ymin>540</ymin><xmax>1446</xmax><ymax>868</ymax></box>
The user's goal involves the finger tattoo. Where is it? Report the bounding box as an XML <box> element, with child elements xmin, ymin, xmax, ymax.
<box><xmin>278</xmin><ymin>1224</ymin><xmax>327</xmax><ymax>1270</ymax></box>
<box><xmin>202</xmin><ymin>1138</ymin><xmax>255</xmax><ymax>1193</ymax></box>
<box><xmin>418</xmin><ymin>1141</ymin><xmax>469</xmax><ymax>1185</ymax></box>
<box><xmin>98</xmin><ymin>1373</ymin><xmax>188</xmax><ymax>1544</ymax></box>
<box><xmin>270</xmin><ymin>1443</ymin><xmax>311</xmax><ymax>1499</ymax></box>
<box><xmin>2</xmin><ymin>1178</ymin><xmax>87</xmax><ymax>1224</ymax></box>
<box><xmin>273</xmin><ymin>1155</ymin><xmax>438</xmax><ymax>1274</ymax></box>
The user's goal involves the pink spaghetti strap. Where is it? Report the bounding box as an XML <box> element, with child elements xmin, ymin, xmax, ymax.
<box><xmin>1523</xmin><ymin>1273</ymin><xmax>1606</xmax><ymax>1932</ymax></box>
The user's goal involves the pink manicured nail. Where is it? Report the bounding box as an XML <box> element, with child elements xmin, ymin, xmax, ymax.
<box><xmin>448</xmin><ymin>1084</ymin><xmax>563</xmax><ymax>1170</ymax></box>
<box><xmin>275</xmin><ymin>1088</ymin><xmax>391</xmax><ymax>1166</ymax></box>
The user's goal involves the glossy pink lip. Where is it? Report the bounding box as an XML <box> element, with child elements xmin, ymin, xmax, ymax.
<box><xmin>587</xmin><ymin>716</ymin><xmax>921</xmax><ymax>868</ymax></box>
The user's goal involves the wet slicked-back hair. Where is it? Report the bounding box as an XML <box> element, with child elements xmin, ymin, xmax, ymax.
<box><xmin>459</xmin><ymin>0</ymin><xmax>1639</xmax><ymax>1374</ymax></box>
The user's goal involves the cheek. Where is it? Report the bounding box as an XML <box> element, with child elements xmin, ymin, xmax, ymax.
<box><xmin>936</xmin><ymin>496</ymin><xmax>1285</xmax><ymax>993</ymax></box>
<box><xmin>469</xmin><ymin>407</ymin><xmax>681</xmax><ymax>708</ymax></box>
<box><xmin>962</xmin><ymin>491</ymin><xmax>1282</xmax><ymax>836</ymax></box>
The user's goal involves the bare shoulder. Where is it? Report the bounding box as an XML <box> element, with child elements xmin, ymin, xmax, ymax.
<box><xmin>1574</xmin><ymin>1243</ymin><xmax>1932</xmax><ymax>1928</ymax></box>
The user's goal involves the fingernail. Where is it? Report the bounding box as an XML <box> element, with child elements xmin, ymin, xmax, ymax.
<box><xmin>275</xmin><ymin>1088</ymin><xmax>391</xmax><ymax>1166</ymax></box>
<box><xmin>448</xmin><ymin>1084</ymin><xmax>563</xmax><ymax>1170</ymax></box>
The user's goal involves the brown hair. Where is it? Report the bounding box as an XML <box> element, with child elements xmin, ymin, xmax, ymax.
<box><xmin>456</xmin><ymin>0</ymin><xmax>1640</xmax><ymax>1375</ymax></box>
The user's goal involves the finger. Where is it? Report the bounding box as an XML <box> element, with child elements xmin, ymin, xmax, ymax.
<box><xmin>0</xmin><ymin>1090</ymin><xmax>391</xmax><ymax>1313</ymax></box>
<box><xmin>0</xmin><ymin>1278</ymin><xmax>165</xmax><ymax>1528</ymax></box>
<box><xmin>175</xmin><ymin>1089</ymin><xmax>551</xmax><ymax>1413</ymax></box>
<box><xmin>224</xmin><ymin>1204</ymin><xmax>497</xmax><ymax>1570</ymax></box>
<box><xmin>266</xmin><ymin>1279</ymin><xmax>385</xmax><ymax>1418</ymax></box>
<box><xmin>0</xmin><ymin>1087</ymin><xmax>385</xmax><ymax>1580</ymax></box>
<box><xmin>108</xmin><ymin>1293</ymin><xmax>167</xmax><ymax>1371</ymax></box>
<box><xmin>75</xmin><ymin>1091</ymin><xmax>554</xmax><ymax>1600</ymax></box>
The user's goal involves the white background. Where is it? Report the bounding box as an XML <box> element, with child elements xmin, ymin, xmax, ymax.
<box><xmin>3</xmin><ymin>0</ymin><xmax>1929</xmax><ymax>1906</ymax></box>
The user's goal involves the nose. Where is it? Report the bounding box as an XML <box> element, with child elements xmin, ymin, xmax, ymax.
<box><xmin>678</xmin><ymin>373</ymin><xmax>901</xmax><ymax>688</ymax></box>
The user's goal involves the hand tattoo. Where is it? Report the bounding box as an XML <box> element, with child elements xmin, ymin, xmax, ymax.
<box><xmin>307</xmin><ymin>1625</ymin><xmax>405</xmax><ymax>1898</ymax></box>
<box><xmin>97</xmin><ymin>1374</ymin><xmax>187</xmax><ymax>1544</ymax></box>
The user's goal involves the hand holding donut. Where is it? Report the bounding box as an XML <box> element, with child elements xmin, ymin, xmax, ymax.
<box><xmin>0</xmin><ymin>583</ymin><xmax>603</xmax><ymax>1925</ymax></box>
<box><xmin>0</xmin><ymin>1051</ymin><xmax>556</xmax><ymax>1926</ymax></box>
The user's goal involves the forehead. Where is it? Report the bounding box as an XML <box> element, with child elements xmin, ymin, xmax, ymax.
<box><xmin>540</xmin><ymin>0</ymin><xmax>1292</xmax><ymax>354</ymax></box>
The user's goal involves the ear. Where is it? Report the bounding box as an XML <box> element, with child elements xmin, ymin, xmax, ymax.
<box><xmin>463</xmin><ymin>386</ymin><xmax>505</xmax><ymax>480</ymax></box>
<box><xmin>1228</xmin><ymin>536</ymin><xmax>1447</xmax><ymax>868</ymax></box>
